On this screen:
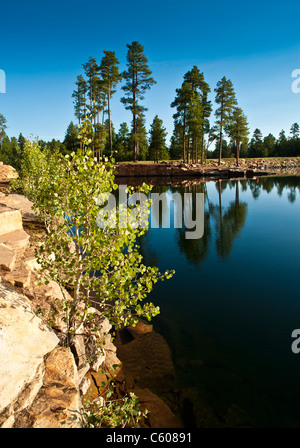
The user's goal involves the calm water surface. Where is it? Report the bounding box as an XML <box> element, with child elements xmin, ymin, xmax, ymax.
<box><xmin>139</xmin><ymin>176</ymin><xmax>300</xmax><ymax>427</ymax></box>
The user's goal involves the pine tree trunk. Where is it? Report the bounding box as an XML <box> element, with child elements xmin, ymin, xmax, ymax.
<box><xmin>219</xmin><ymin>128</ymin><xmax>223</xmax><ymax>166</ymax></box>
<box><xmin>193</xmin><ymin>137</ymin><xmax>196</xmax><ymax>163</ymax></box>
<box><xmin>236</xmin><ymin>140</ymin><xmax>240</xmax><ymax>167</ymax></box>
<box><xmin>108</xmin><ymin>88</ymin><xmax>113</xmax><ymax>155</ymax></box>
<box><xmin>201</xmin><ymin>134</ymin><xmax>204</xmax><ymax>165</ymax></box>
<box><xmin>183</xmin><ymin>114</ymin><xmax>186</xmax><ymax>163</ymax></box>
<box><xmin>133</xmin><ymin>111</ymin><xmax>137</xmax><ymax>163</ymax></box>
<box><xmin>192</xmin><ymin>136</ymin><xmax>196</xmax><ymax>164</ymax></box>
<box><xmin>218</xmin><ymin>101</ymin><xmax>224</xmax><ymax>166</ymax></box>
<box><xmin>133</xmin><ymin>72</ymin><xmax>137</xmax><ymax>163</ymax></box>
<box><xmin>93</xmin><ymin>113</ymin><xmax>96</xmax><ymax>159</ymax></box>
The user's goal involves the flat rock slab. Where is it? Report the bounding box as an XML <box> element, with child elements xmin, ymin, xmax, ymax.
<box><xmin>0</xmin><ymin>165</ymin><xmax>18</xmax><ymax>183</ymax></box>
<box><xmin>0</xmin><ymin>194</ymin><xmax>37</xmax><ymax>221</ymax></box>
<box><xmin>3</xmin><ymin>265</ymin><xmax>32</xmax><ymax>289</ymax></box>
<box><xmin>0</xmin><ymin>244</ymin><xmax>16</xmax><ymax>271</ymax></box>
<box><xmin>0</xmin><ymin>229</ymin><xmax>30</xmax><ymax>251</ymax></box>
<box><xmin>0</xmin><ymin>283</ymin><xmax>59</xmax><ymax>423</ymax></box>
<box><xmin>0</xmin><ymin>205</ymin><xmax>23</xmax><ymax>236</ymax></box>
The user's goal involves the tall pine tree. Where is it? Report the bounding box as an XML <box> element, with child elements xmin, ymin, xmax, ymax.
<box><xmin>169</xmin><ymin>121</ymin><xmax>185</xmax><ymax>160</ymax></box>
<box><xmin>0</xmin><ymin>114</ymin><xmax>7</xmax><ymax>152</ymax></box>
<box><xmin>290</xmin><ymin>123</ymin><xmax>300</xmax><ymax>139</ymax></box>
<box><xmin>225</xmin><ymin>107</ymin><xmax>249</xmax><ymax>166</ymax></box>
<box><xmin>115</xmin><ymin>122</ymin><xmax>131</xmax><ymax>161</ymax></box>
<box><xmin>183</xmin><ymin>66</ymin><xmax>212</xmax><ymax>164</ymax></box>
<box><xmin>99</xmin><ymin>51</ymin><xmax>122</xmax><ymax>155</ymax></box>
<box><xmin>214</xmin><ymin>77</ymin><xmax>237</xmax><ymax>165</ymax></box>
<box><xmin>149</xmin><ymin>115</ymin><xmax>168</xmax><ymax>163</ymax></box>
<box><xmin>82</xmin><ymin>57</ymin><xmax>101</xmax><ymax>122</ymax></box>
<box><xmin>121</xmin><ymin>41</ymin><xmax>156</xmax><ymax>162</ymax></box>
<box><xmin>186</xmin><ymin>90</ymin><xmax>203</xmax><ymax>163</ymax></box>
<box><xmin>171</xmin><ymin>81</ymin><xmax>193</xmax><ymax>163</ymax></box>
<box><xmin>72</xmin><ymin>75</ymin><xmax>88</xmax><ymax>125</ymax></box>
<box><xmin>63</xmin><ymin>121</ymin><xmax>81</xmax><ymax>154</ymax></box>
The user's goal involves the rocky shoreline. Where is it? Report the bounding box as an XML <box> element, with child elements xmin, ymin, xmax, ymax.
<box><xmin>115</xmin><ymin>158</ymin><xmax>300</xmax><ymax>180</ymax></box>
<box><xmin>0</xmin><ymin>162</ymin><xmax>182</xmax><ymax>428</ymax></box>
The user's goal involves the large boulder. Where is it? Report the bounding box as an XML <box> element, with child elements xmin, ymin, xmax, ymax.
<box><xmin>0</xmin><ymin>194</ymin><xmax>37</xmax><ymax>221</ymax></box>
<box><xmin>127</xmin><ymin>319</ymin><xmax>153</xmax><ymax>338</ymax></box>
<box><xmin>132</xmin><ymin>387</ymin><xmax>182</xmax><ymax>428</ymax></box>
<box><xmin>115</xmin><ymin>330</ymin><xmax>176</xmax><ymax>398</ymax></box>
<box><xmin>0</xmin><ymin>164</ymin><xmax>18</xmax><ymax>183</ymax></box>
<box><xmin>0</xmin><ymin>283</ymin><xmax>59</xmax><ymax>427</ymax></box>
<box><xmin>14</xmin><ymin>347</ymin><xmax>83</xmax><ymax>428</ymax></box>
<box><xmin>0</xmin><ymin>229</ymin><xmax>30</xmax><ymax>252</ymax></box>
<box><xmin>0</xmin><ymin>244</ymin><xmax>16</xmax><ymax>271</ymax></box>
<box><xmin>0</xmin><ymin>204</ymin><xmax>23</xmax><ymax>236</ymax></box>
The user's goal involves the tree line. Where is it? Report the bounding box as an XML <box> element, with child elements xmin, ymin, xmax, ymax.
<box><xmin>1</xmin><ymin>40</ymin><xmax>300</xmax><ymax>167</ymax></box>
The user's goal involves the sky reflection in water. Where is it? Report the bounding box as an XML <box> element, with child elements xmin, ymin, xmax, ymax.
<box><xmin>140</xmin><ymin>176</ymin><xmax>300</xmax><ymax>427</ymax></box>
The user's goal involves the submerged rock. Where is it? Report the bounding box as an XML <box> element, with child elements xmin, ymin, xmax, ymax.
<box><xmin>115</xmin><ymin>330</ymin><xmax>176</xmax><ymax>395</ymax></box>
<box><xmin>127</xmin><ymin>319</ymin><xmax>153</xmax><ymax>338</ymax></box>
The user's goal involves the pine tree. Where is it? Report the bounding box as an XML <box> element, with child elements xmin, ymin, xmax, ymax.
<box><xmin>72</xmin><ymin>75</ymin><xmax>88</xmax><ymax>125</ymax></box>
<box><xmin>277</xmin><ymin>130</ymin><xmax>288</xmax><ymax>156</ymax></box>
<box><xmin>103</xmin><ymin>119</ymin><xmax>116</xmax><ymax>156</ymax></box>
<box><xmin>225</xmin><ymin>107</ymin><xmax>249</xmax><ymax>166</ymax></box>
<box><xmin>186</xmin><ymin>90</ymin><xmax>204</xmax><ymax>163</ymax></box>
<box><xmin>46</xmin><ymin>139</ymin><xmax>62</xmax><ymax>154</ymax></box>
<box><xmin>263</xmin><ymin>133</ymin><xmax>276</xmax><ymax>157</ymax></box>
<box><xmin>82</xmin><ymin>57</ymin><xmax>101</xmax><ymax>120</ymax></box>
<box><xmin>0</xmin><ymin>113</ymin><xmax>7</xmax><ymax>151</ymax></box>
<box><xmin>249</xmin><ymin>128</ymin><xmax>264</xmax><ymax>157</ymax></box>
<box><xmin>171</xmin><ymin>81</ymin><xmax>193</xmax><ymax>163</ymax></box>
<box><xmin>149</xmin><ymin>115</ymin><xmax>168</xmax><ymax>163</ymax></box>
<box><xmin>171</xmin><ymin>67</ymin><xmax>212</xmax><ymax>164</ymax></box>
<box><xmin>214</xmin><ymin>77</ymin><xmax>237</xmax><ymax>165</ymax></box>
<box><xmin>63</xmin><ymin>121</ymin><xmax>80</xmax><ymax>154</ymax></box>
<box><xmin>82</xmin><ymin>57</ymin><xmax>106</xmax><ymax>127</ymax></box>
<box><xmin>121</xmin><ymin>41</ymin><xmax>156</xmax><ymax>162</ymax></box>
<box><xmin>183</xmin><ymin>66</ymin><xmax>212</xmax><ymax>164</ymax></box>
<box><xmin>18</xmin><ymin>133</ymin><xmax>26</xmax><ymax>153</ymax></box>
<box><xmin>94</xmin><ymin>123</ymin><xmax>107</xmax><ymax>160</ymax></box>
<box><xmin>290</xmin><ymin>123</ymin><xmax>300</xmax><ymax>139</ymax></box>
<box><xmin>115</xmin><ymin>122</ymin><xmax>131</xmax><ymax>161</ymax></box>
<box><xmin>129</xmin><ymin>116</ymin><xmax>149</xmax><ymax>161</ymax></box>
<box><xmin>99</xmin><ymin>51</ymin><xmax>122</xmax><ymax>154</ymax></box>
<box><xmin>169</xmin><ymin>122</ymin><xmax>184</xmax><ymax>160</ymax></box>
<box><xmin>9</xmin><ymin>137</ymin><xmax>21</xmax><ymax>170</ymax></box>
<box><xmin>82</xmin><ymin>57</ymin><xmax>108</xmax><ymax>157</ymax></box>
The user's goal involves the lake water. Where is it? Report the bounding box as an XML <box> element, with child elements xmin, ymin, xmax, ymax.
<box><xmin>138</xmin><ymin>175</ymin><xmax>300</xmax><ymax>428</ymax></box>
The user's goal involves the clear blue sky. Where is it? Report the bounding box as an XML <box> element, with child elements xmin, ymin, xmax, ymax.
<box><xmin>1</xmin><ymin>0</ymin><xmax>300</xmax><ymax>144</ymax></box>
